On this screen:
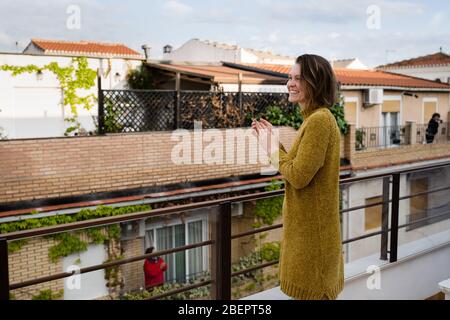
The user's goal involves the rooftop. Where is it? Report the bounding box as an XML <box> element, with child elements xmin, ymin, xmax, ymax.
<box><xmin>25</xmin><ymin>39</ymin><xmax>143</xmax><ymax>59</ymax></box>
<box><xmin>377</xmin><ymin>52</ymin><xmax>450</xmax><ymax>69</ymax></box>
<box><xmin>146</xmin><ymin>62</ymin><xmax>287</xmax><ymax>85</ymax></box>
<box><xmin>229</xmin><ymin>63</ymin><xmax>450</xmax><ymax>90</ymax></box>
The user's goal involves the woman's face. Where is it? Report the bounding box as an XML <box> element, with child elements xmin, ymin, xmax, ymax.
<box><xmin>287</xmin><ymin>63</ymin><xmax>305</xmax><ymax>104</ymax></box>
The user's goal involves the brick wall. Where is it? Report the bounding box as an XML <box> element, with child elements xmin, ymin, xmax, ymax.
<box><xmin>8</xmin><ymin>237</ymin><xmax>64</xmax><ymax>300</ymax></box>
<box><xmin>0</xmin><ymin>127</ymin><xmax>298</xmax><ymax>204</ymax></box>
<box><xmin>353</xmin><ymin>141</ymin><xmax>450</xmax><ymax>170</ymax></box>
<box><xmin>121</xmin><ymin>237</ymin><xmax>144</xmax><ymax>292</ymax></box>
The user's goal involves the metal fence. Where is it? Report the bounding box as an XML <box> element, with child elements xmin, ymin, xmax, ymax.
<box><xmin>416</xmin><ymin>122</ymin><xmax>450</xmax><ymax>145</ymax></box>
<box><xmin>355</xmin><ymin>125</ymin><xmax>407</xmax><ymax>150</ymax></box>
<box><xmin>98</xmin><ymin>89</ymin><xmax>292</xmax><ymax>133</ymax></box>
<box><xmin>1</xmin><ymin>161</ymin><xmax>450</xmax><ymax>300</ymax></box>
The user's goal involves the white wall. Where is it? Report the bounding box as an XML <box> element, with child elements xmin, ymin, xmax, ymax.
<box><xmin>382</xmin><ymin>65</ymin><xmax>450</xmax><ymax>83</ymax></box>
<box><xmin>62</xmin><ymin>244</ymin><xmax>108</xmax><ymax>300</ymax></box>
<box><xmin>220</xmin><ymin>84</ymin><xmax>287</xmax><ymax>92</ymax></box>
<box><xmin>0</xmin><ymin>53</ymin><xmax>142</xmax><ymax>138</ymax></box>
<box><xmin>163</xmin><ymin>39</ymin><xmax>293</xmax><ymax>65</ymax></box>
<box><xmin>163</xmin><ymin>39</ymin><xmax>238</xmax><ymax>63</ymax></box>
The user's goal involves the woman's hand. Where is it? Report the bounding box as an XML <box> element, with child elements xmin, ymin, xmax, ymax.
<box><xmin>252</xmin><ymin>118</ymin><xmax>279</xmax><ymax>156</ymax></box>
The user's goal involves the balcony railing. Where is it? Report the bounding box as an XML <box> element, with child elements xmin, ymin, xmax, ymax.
<box><xmin>1</xmin><ymin>160</ymin><xmax>450</xmax><ymax>300</ymax></box>
<box><xmin>355</xmin><ymin>125</ymin><xmax>406</xmax><ymax>150</ymax></box>
<box><xmin>356</xmin><ymin>123</ymin><xmax>450</xmax><ymax>151</ymax></box>
<box><xmin>416</xmin><ymin>122</ymin><xmax>450</xmax><ymax>145</ymax></box>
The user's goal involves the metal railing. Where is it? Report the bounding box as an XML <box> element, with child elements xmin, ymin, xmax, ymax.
<box><xmin>355</xmin><ymin>125</ymin><xmax>406</xmax><ymax>150</ymax></box>
<box><xmin>416</xmin><ymin>122</ymin><xmax>450</xmax><ymax>145</ymax></box>
<box><xmin>1</xmin><ymin>160</ymin><xmax>450</xmax><ymax>300</ymax></box>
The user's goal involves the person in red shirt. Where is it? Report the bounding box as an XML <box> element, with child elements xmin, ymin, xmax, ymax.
<box><xmin>143</xmin><ymin>247</ymin><xmax>168</xmax><ymax>290</ymax></box>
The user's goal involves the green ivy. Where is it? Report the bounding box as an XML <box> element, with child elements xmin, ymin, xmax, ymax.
<box><xmin>126</xmin><ymin>63</ymin><xmax>155</xmax><ymax>89</ymax></box>
<box><xmin>330</xmin><ymin>93</ymin><xmax>349</xmax><ymax>135</ymax></box>
<box><xmin>1</xmin><ymin>204</ymin><xmax>150</xmax><ymax>258</ymax></box>
<box><xmin>355</xmin><ymin>128</ymin><xmax>366</xmax><ymax>150</ymax></box>
<box><xmin>48</xmin><ymin>233</ymin><xmax>88</xmax><ymax>263</ymax></box>
<box><xmin>0</xmin><ymin>57</ymin><xmax>97</xmax><ymax>135</ymax></box>
<box><xmin>31</xmin><ymin>289</ymin><xmax>64</xmax><ymax>300</ymax></box>
<box><xmin>263</xmin><ymin>92</ymin><xmax>349</xmax><ymax>135</ymax></box>
<box><xmin>259</xmin><ymin>242</ymin><xmax>280</xmax><ymax>262</ymax></box>
<box><xmin>253</xmin><ymin>179</ymin><xmax>284</xmax><ymax>228</ymax></box>
<box><xmin>263</xmin><ymin>105</ymin><xmax>303</xmax><ymax>130</ymax></box>
<box><xmin>103</xmin><ymin>99</ymin><xmax>125</xmax><ymax>133</ymax></box>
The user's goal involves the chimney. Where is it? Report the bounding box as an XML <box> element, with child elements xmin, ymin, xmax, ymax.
<box><xmin>141</xmin><ymin>44</ymin><xmax>151</xmax><ymax>61</ymax></box>
<box><xmin>163</xmin><ymin>45</ymin><xmax>173</xmax><ymax>54</ymax></box>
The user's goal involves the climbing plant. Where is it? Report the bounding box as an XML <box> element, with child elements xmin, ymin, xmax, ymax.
<box><xmin>31</xmin><ymin>289</ymin><xmax>64</xmax><ymax>300</ymax></box>
<box><xmin>253</xmin><ymin>179</ymin><xmax>284</xmax><ymax>228</ymax></box>
<box><xmin>126</xmin><ymin>63</ymin><xmax>155</xmax><ymax>89</ymax></box>
<box><xmin>1</xmin><ymin>204</ymin><xmax>150</xmax><ymax>255</ymax></box>
<box><xmin>263</xmin><ymin>92</ymin><xmax>349</xmax><ymax>135</ymax></box>
<box><xmin>0</xmin><ymin>57</ymin><xmax>97</xmax><ymax>136</ymax></box>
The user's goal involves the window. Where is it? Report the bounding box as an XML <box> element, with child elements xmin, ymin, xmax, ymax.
<box><xmin>145</xmin><ymin>217</ymin><xmax>207</xmax><ymax>283</ymax></box>
<box><xmin>407</xmin><ymin>169</ymin><xmax>450</xmax><ymax>231</ymax></box>
<box><xmin>381</xmin><ymin>99</ymin><xmax>401</xmax><ymax>147</ymax></box>
<box><xmin>408</xmin><ymin>177</ymin><xmax>429</xmax><ymax>230</ymax></box>
<box><xmin>381</xmin><ymin>112</ymin><xmax>400</xmax><ymax>146</ymax></box>
<box><xmin>423</xmin><ymin>100</ymin><xmax>437</xmax><ymax>123</ymax></box>
<box><xmin>344</xmin><ymin>101</ymin><xmax>357</xmax><ymax>126</ymax></box>
<box><xmin>364</xmin><ymin>196</ymin><xmax>383</xmax><ymax>231</ymax></box>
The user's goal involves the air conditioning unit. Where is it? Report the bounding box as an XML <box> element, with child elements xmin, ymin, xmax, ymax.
<box><xmin>121</xmin><ymin>220</ymin><xmax>145</xmax><ymax>240</ymax></box>
<box><xmin>363</xmin><ymin>88</ymin><xmax>383</xmax><ymax>106</ymax></box>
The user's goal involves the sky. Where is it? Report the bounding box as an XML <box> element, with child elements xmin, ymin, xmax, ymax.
<box><xmin>0</xmin><ymin>0</ymin><xmax>449</xmax><ymax>68</ymax></box>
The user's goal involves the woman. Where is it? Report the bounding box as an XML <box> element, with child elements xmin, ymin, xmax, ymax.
<box><xmin>143</xmin><ymin>247</ymin><xmax>168</xmax><ymax>290</ymax></box>
<box><xmin>425</xmin><ymin>113</ymin><xmax>441</xmax><ymax>144</ymax></box>
<box><xmin>252</xmin><ymin>54</ymin><xmax>344</xmax><ymax>300</ymax></box>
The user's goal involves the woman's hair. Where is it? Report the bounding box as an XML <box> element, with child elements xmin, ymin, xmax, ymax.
<box><xmin>432</xmin><ymin>113</ymin><xmax>441</xmax><ymax>118</ymax></box>
<box><xmin>295</xmin><ymin>54</ymin><xmax>339</xmax><ymax>113</ymax></box>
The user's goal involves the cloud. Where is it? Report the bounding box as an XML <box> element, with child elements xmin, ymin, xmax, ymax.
<box><xmin>283</xmin><ymin>29</ymin><xmax>450</xmax><ymax>68</ymax></box>
<box><xmin>430</xmin><ymin>12</ymin><xmax>445</xmax><ymax>28</ymax></box>
<box><xmin>162</xmin><ymin>0</ymin><xmax>194</xmax><ymax>18</ymax></box>
<box><xmin>0</xmin><ymin>0</ymin><xmax>134</xmax><ymax>52</ymax></box>
<box><xmin>263</xmin><ymin>0</ymin><xmax>425</xmax><ymax>24</ymax></box>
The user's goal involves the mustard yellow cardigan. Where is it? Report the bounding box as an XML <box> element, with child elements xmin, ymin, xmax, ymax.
<box><xmin>271</xmin><ymin>106</ymin><xmax>344</xmax><ymax>300</ymax></box>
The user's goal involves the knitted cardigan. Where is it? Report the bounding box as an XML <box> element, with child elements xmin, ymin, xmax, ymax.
<box><xmin>271</xmin><ymin>106</ymin><xmax>344</xmax><ymax>300</ymax></box>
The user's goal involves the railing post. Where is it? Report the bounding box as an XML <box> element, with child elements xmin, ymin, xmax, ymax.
<box><xmin>238</xmin><ymin>73</ymin><xmax>243</xmax><ymax>121</ymax></box>
<box><xmin>211</xmin><ymin>202</ymin><xmax>232</xmax><ymax>300</ymax></box>
<box><xmin>0</xmin><ymin>238</ymin><xmax>10</xmax><ymax>300</ymax></box>
<box><xmin>174</xmin><ymin>72</ymin><xmax>181</xmax><ymax>130</ymax></box>
<box><xmin>97</xmin><ymin>74</ymin><xmax>105</xmax><ymax>135</ymax></box>
<box><xmin>380</xmin><ymin>177</ymin><xmax>390</xmax><ymax>260</ymax></box>
<box><xmin>389</xmin><ymin>173</ymin><xmax>400</xmax><ymax>263</ymax></box>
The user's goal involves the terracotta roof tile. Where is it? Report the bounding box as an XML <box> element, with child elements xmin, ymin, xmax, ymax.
<box><xmin>237</xmin><ymin>63</ymin><xmax>450</xmax><ymax>90</ymax></box>
<box><xmin>377</xmin><ymin>52</ymin><xmax>450</xmax><ymax>69</ymax></box>
<box><xmin>30</xmin><ymin>39</ymin><xmax>142</xmax><ymax>58</ymax></box>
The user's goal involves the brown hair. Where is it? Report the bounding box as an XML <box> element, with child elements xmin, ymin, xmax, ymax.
<box><xmin>296</xmin><ymin>54</ymin><xmax>338</xmax><ymax>114</ymax></box>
